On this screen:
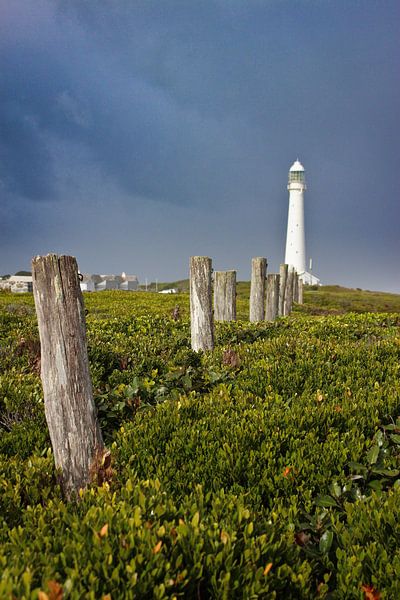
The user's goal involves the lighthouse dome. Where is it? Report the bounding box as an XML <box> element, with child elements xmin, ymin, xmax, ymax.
<box><xmin>289</xmin><ymin>159</ymin><xmax>304</xmax><ymax>172</ymax></box>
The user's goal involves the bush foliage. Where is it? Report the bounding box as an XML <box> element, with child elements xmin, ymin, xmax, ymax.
<box><xmin>0</xmin><ymin>289</ymin><xmax>399</xmax><ymax>598</ymax></box>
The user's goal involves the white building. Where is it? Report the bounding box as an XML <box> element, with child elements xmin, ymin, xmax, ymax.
<box><xmin>79</xmin><ymin>272</ymin><xmax>139</xmax><ymax>292</ymax></box>
<box><xmin>284</xmin><ymin>159</ymin><xmax>320</xmax><ymax>285</ymax></box>
<box><xmin>120</xmin><ymin>275</ymin><xmax>139</xmax><ymax>291</ymax></box>
<box><xmin>79</xmin><ymin>274</ymin><xmax>100</xmax><ymax>292</ymax></box>
<box><xmin>95</xmin><ymin>275</ymin><xmax>121</xmax><ymax>291</ymax></box>
<box><xmin>7</xmin><ymin>275</ymin><xmax>33</xmax><ymax>294</ymax></box>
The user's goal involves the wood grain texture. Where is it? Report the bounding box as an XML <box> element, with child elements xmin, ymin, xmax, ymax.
<box><xmin>250</xmin><ymin>257</ymin><xmax>267</xmax><ymax>322</ymax></box>
<box><xmin>284</xmin><ymin>267</ymin><xmax>295</xmax><ymax>316</ymax></box>
<box><xmin>293</xmin><ymin>273</ymin><xmax>299</xmax><ymax>303</ymax></box>
<box><xmin>214</xmin><ymin>271</ymin><xmax>236</xmax><ymax>322</ymax></box>
<box><xmin>32</xmin><ymin>254</ymin><xmax>104</xmax><ymax>498</ymax></box>
<box><xmin>266</xmin><ymin>274</ymin><xmax>280</xmax><ymax>321</ymax></box>
<box><xmin>278</xmin><ymin>264</ymin><xmax>288</xmax><ymax>316</ymax></box>
<box><xmin>298</xmin><ymin>279</ymin><xmax>304</xmax><ymax>304</ymax></box>
<box><xmin>190</xmin><ymin>256</ymin><xmax>214</xmax><ymax>351</ymax></box>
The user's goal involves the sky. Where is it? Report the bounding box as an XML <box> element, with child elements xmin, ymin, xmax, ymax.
<box><xmin>1</xmin><ymin>0</ymin><xmax>399</xmax><ymax>292</ymax></box>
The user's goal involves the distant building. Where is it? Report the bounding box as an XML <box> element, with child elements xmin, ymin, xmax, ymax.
<box><xmin>120</xmin><ymin>275</ymin><xmax>139</xmax><ymax>291</ymax></box>
<box><xmin>301</xmin><ymin>271</ymin><xmax>321</xmax><ymax>286</ymax></box>
<box><xmin>7</xmin><ymin>275</ymin><xmax>33</xmax><ymax>294</ymax></box>
<box><xmin>96</xmin><ymin>275</ymin><xmax>121</xmax><ymax>291</ymax></box>
<box><xmin>1</xmin><ymin>271</ymin><xmax>139</xmax><ymax>294</ymax></box>
<box><xmin>79</xmin><ymin>274</ymin><xmax>99</xmax><ymax>292</ymax></box>
<box><xmin>159</xmin><ymin>288</ymin><xmax>178</xmax><ymax>294</ymax></box>
<box><xmin>79</xmin><ymin>272</ymin><xmax>139</xmax><ymax>292</ymax></box>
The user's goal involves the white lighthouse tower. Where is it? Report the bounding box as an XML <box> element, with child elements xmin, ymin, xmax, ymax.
<box><xmin>285</xmin><ymin>159</ymin><xmax>320</xmax><ymax>285</ymax></box>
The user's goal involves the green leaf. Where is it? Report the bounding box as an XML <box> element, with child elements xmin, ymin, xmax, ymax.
<box><xmin>367</xmin><ymin>445</ymin><xmax>380</xmax><ymax>465</ymax></box>
<box><xmin>371</xmin><ymin>468</ymin><xmax>399</xmax><ymax>477</ymax></box>
<box><xmin>348</xmin><ymin>461</ymin><xmax>368</xmax><ymax>474</ymax></box>
<box><xmin>319</xmin><ymin>530</ymin><xmax>333</xmax><ymax>554</ymax></box>
<box><xmin>368</xmin><ymin>479</ymin><xmax>384</xmax><ymax>491</ymax></box>
<box><xmin>375</xmin><ymin>430</ymin><xmax>385</xmax><ymax>447</ymax></box>
<box><xmin>390</xmin><ymin>434</ymin><xmax>400</xmax><ymax>444</ymax></box>
<box><xmin>329</xmin><ymin>482</ymin><xmax>342</xmax><ymax>498</ymax></box>
<box><xmin>315</xmin><ymin>495</ymin><xmax>338</xmax><ymax>508</ymax></box>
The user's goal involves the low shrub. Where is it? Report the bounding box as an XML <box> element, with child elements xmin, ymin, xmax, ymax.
<box><xmin>0</xmin><ymin>290</ymin><xmax>399</xmax><ymax>597</ymax></box>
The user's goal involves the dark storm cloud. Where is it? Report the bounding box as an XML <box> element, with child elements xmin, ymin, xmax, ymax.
<box><xmin>1</xmin><ymin>7</ymin><xmax>245</xmax><ymax>205</ymax></box>
<box><xmin>1</xmin><ymin>0</ymin><xmax>399</xmax><ymax>289</ymax></box>
<box><xmin>2</xmin><ymin>0</ymin><xmax>398</xmax><ymax>208</ymax></box>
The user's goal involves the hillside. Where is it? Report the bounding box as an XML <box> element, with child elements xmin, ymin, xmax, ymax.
<box><xmin>0</xmin><ymin>288</ymin><xmax>399</xmax><ymax>597</ymax></box>
<box><xmin>138</xmin><ymin>282</ymin><xmax>400</xmax><ymax>315</ymax></box>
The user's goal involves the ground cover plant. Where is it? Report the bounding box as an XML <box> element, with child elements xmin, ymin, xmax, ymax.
<box><xmin>0</xmin><ymin>287</ymin><xmax>399</xmax><ymax>598</ymax></box>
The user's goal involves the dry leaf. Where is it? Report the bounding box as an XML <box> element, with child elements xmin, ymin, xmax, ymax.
<box><xmin>102</xmin><ymin>595</ymin><xmax>112</xmax><ymax>600</ymax></box>
<box><xmin>361</xmin><ymin>584</ymin><xmax>381</xmax><ymax>600</ymax></box>
<box><xmin>99</xmin><ymin>523</ymin><xmax>109</xmax><ymax>537</ymax></box>
<box><xmin>294</xmin><ymin>531</ymin><xmax>310</xmax><ymax>546</ymax></box>
<box><xmin>153</xmin><ymin>540</ymin><xmax>163</xmax><ymax>554</ymax></box>
<box><xmin>38</xmin><ymin>593</ymin><xmax>49</xmax><ymax>600</ymax></box>
<box><xmin>282</xmin><ymin>467</ymin><xmax>292</xmax><ymax>478</ymax></box>
<box><xmin>46</xmin><ymin>581</ymin><xmax>63</xmax><ymax>600</ymax></box>
<box><xmin>263</xmin><ymin>563</ymin><xmax>273</xmax><ymax>576</ymax></box>
<box><xmin>220</xmin><ymin>530</ymin><xmax>229</xmax><ymax>545</ymax></box>
<box><xmin>222</xmin><ymin>349</ymin><xmax>241</xmax><ymax>368</ymax></box>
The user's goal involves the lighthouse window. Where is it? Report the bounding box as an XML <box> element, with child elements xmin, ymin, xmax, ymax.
<box><xmin>289</xmin><ymin>172</ymin><xmax>305</xmax><ymax>183</ymax></box>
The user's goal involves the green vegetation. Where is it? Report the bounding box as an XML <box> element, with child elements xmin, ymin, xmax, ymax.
<box><xmin>0</xmin><ymin>287</ymin><xmax>399</xmax><ymax>598</ymax></box>
<box><xmin>139</xmin><ymin>282</ymin><xmax>400</xmax><ymax>314</ymax></box>
<box><xmin>302</xmin><ymin>285</ymin><xmax>400</xmax><ymax>315</ymax></box>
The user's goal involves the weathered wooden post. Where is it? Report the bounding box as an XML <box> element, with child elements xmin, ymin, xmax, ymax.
<box><xmin>298</xmin><ymin>278</ymin><xmax>304</xmax><ymax>304</ymax></box>
<box><xmin>190</xmin><ymin>256</ymin><xmax>214</xmax><ymax>351</ymax></box>
<box><xmin>32</xmin><ymin>254</ymin><xmax>105</xmax><ymax>499</ymax></box>
<box><xmin>266</xmin><ymin>274</ymin><xmax>280</xmax><ymax>321</ymax></box>
<box><xmin>250</xmin><ymin>257</ymin><xmax>267</xmax><ymax>322</ymax></box>
<box><xmin>284</xmin><ymin>267</ymin><xmax>295</xmax><ymax>315</ymax></box>
<box><xmin>293</xmin><ymin>272</ymin><xmax>299</xmax><ymax>303</ymax></box>
<box><xmin>278</xmin><ymin>264</ymin><xmax>288</xmax><ymax>316</ymax></box>
<box><xmin>214</xmin><ymin>270</ymin><xmax>236</xmax><ymax>322</ymax></box>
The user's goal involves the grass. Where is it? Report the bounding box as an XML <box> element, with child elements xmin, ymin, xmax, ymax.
<box><xmin>1</xmin><ymin>283</ymin><xmax>400</xmax><ymax>319</ymax></box>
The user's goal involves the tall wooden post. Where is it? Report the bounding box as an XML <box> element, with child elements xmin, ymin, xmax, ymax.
<box><xmin>266</xmin><ymin>274</ymin><xmax>280</xmax><ymax>321</ymax></box>
<box><xmin>249</xmin><ymin>257</ymin><xmax>267</xmax><ymax>322</ymax></box>
<box><xmin>284</xmin><ymin>267</ymin><xmax>295</xmax><ymax>315</ymax></box>
<box><xmin>190</xmin><ymin>256</ymin><xmax>214</xmax><ymax>351</ymax></box>
<box><xmin>214</xmin><ymin>270</ymin><xmax>236</xmax><ymax>322</ymax></box>
<box><xmin>278</xmin><ymin>264</ymin><xmax>288</xmax><ymax>316</ymax></box>
<box><xmin>32</xmin><ymin>254</ymin><xmax>105</xmax><ymax>499</ymax></box>
<box><xmin>298</xmin><ymin>279</ymin><xmax>304</xmax><ymax>304</ymax></box>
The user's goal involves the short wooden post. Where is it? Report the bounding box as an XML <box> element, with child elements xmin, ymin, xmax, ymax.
<box><xmin>278</xmin><ymin>264</ymin><xmax>288</xmax><ymax>316</ymax></box>
<box><xmin>298</xmin><ymin>279</ymin><xmax>304</xmax><ymax>304</ymax></box>
<box><xmin>214</xmin><ymin>270</ymin><xmax>236</xmax><ymax>322</ymax></box>
<box><xmin>266</xmin><ymin>274</ymin><xmax>280</xmax><ymax>321</ymax></box>
<box><xmin>250</xmin><ymin>257</ymin><xmax>267</xmax><ymax>322</ymax></box>
<box><xmin>190</xmin><ymin>256</ymin><xmax>214</xmax><ymax>351</ymax></box>
<box><xmin>32</xmin><ymin>254</ymin><xmax>105</xmax><ymax>499</ymax></box>
<box><xmin>284</xmin><ymin>267</ymin><xmax>295</xmax><ymax>315</ymax></box>
<box><xmin>293</xmin><ymin>272</ymin><xmax>299</xmax><ymax>303</ymax></box>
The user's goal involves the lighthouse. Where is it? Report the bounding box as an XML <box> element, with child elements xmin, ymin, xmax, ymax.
<box><xmin>284</xmin><ymin>159</ymin><xmax>320</xmax><ymax>285</ymax></box>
